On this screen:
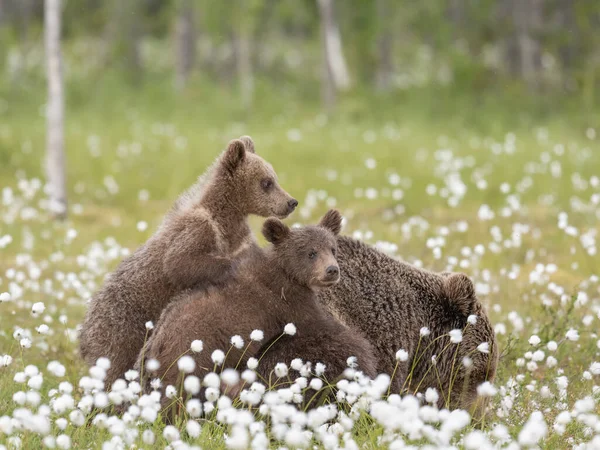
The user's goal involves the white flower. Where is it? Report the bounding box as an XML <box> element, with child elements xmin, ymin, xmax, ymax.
<box><xmin>20</xmin><ymin>338</ymin><xmax>32</xmax><ymax>348</ymax></box>
<box><xmin>221</xmin><ymin>369</ymin><xmax>240</xmax><ymax>387</ymax></box>
<box><xmin>124</xmin><ymin>370</ymin><xmax>138</xmax><ymax>381</ymax></box>
<box><xmin>420</xmin><ymin>327</ymin><xmax>430</xmax><ymax>337</ymax></box>
<box><xmin>0</xmin><ymin>292</ymin><xmax>10</xmax><ymax>302</ymax></box>
<box><xmin>274</xmin><ymin>363</ymin><xmax>288</xmax><ymax>378</ymax></box>
<box><xmin>137</xmin><ymin>221</ymin><xmax>148</xmax><ymax>232</ymax></box>
<box><xmin>477</xmin><ymin>381</ymin><xmax>498</xmax><ymax>397</ymax></box>
<box><xmin>186</xmin><ymin>399</ymin><xmax>202</xmax><ymax>418</ymax></box>
<box><xmin>546</xmin><ymin>356</ymin><xmax>557</xmax><ymax>368</ymax></box>
<box><xmin>477</xmin><ymin>342</ymin><xmax>489</xmax><ymax>353</ymax></box>
<box><xmin>467</xmin><ymin>315</ymin><xmax>478</xmax><ymax>325</ymax></box>
<box><xmin>186</xmin><ymin>419</ymin><xmax>201</xmax><ymax>438</ymax></box>
<box><xmin>31</xmin><ymin>302</ymin><xmax>45</xmax><ymax>315</ymax></box>
<box><xmin>528</xmin><ymin>335</ymin><xmax>541</xmax><ymax>346</ymax></box>
<box><xmin>211</xmin><ymin>349</ymin><xmax>225</xmax><ymax>365</ymax></box>
<box><xmin>425</xmin><ymin>388</ymin><xmax>439</xmax><ymax>404</ymax></box>
<box><xmin>589</xmin><ymin>362</ymin><xmax>600</xmax><ymax>375</ymax></box>
<box><xmin>56</xmin><ymin>434</ymin><xmax>71</xmax><ymax>449</ymax></box>
<box><xmin>145</xmin><ymin>321</ymin><xmax>154</xmax><ymax>330</ymax></box>
<box><xmin>177</xmin><ymin>355</ymin><xmax>195</xmax><ymax>373</ymax></box>
<box><xmin>315</xmin><ymin>363</ymin><xmax>326</xmax><ymax>376</ymax></box>
<box><xmin>463</xmin><ymin>356</ymin><xmax>473</xmax><ymax>368</ymax></box>
<box><xmin>230</xmin><ymin>335</ymin><xmax>244</xmax><ymax>349</ymax></box>
<box><xmin>146</xmin><ymin>359</ymin><xmax>159</xmax><ymax>372</ymax></box>
<box><xmin>518</xmin><ymin>411</ymin><xmax>547</xmax><ymax>446</ymax></box>
<box><xmin>565</xmin><ymin>328</ymin><xmax>580</xmax><ymax>341</ymax></box>
<box><xmin>247</xmin><ymin>357</ymin><xmax>259</xmax><ymax>370</ymax></box>
<box><xmin>0</xmin><ymin>354</ymin><xmax>13</xmax><ymax>367</ymax></box>
<box><xmin>36</xmin><ymin>324</ymin><xmax>49</xmax><ymax>334</ymax></box>
<box><xmin>547</xmin><ymin>341</ymin><xmax>558</xmax><ymax>351</ymax></box>
<box><xmin>163</xmin><ymin>425</ymin><xmax>180</xmax><ymax>442</ymax></box>
<box><xmin>395</xmin><ymin>349</ymin><xmax>409</xmax><ymax>362</ymax></box>
<box><xmin>284</xmin><ymin>323</ymin><xmax>297</xmax><ymax>336</ymax></box>
<box><xmin>142</xmin><ymin>430</ymin><xmax>155</xmax><ymax>445</ymax></box>
<box><xmin>203</xmin><ymin>372</ymin><xmax>220</xmax><ymax>388</ymax></box>
<box><xmin>309</xmin><ymin>378</ymin><xmax>323</xmax><ymax>391</ymax></box>
<box><xmin>449</xmin><ymin>329</ymin><xmax>463</xmax><ymax>344</ymax></box>
<box><xmin>141</xmin><ymin>407</ymin><xmax>157</xmax><ymax>423</ymax></box>
<box><xmin>250</xmin><ymin>330</ymin><xmax>264</xmax><ymax>341</ymax></box>
<box><xmin>190</xmin><ymin>340</ymin><xmax>203</xmax><ymax>353</ymax></box>
<box><xmin>184</xmin><ymin>375</ymin><xmax>201</xmax><ymax>395</ymax></box>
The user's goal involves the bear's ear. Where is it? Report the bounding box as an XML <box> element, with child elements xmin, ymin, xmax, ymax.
<box><xmin>262</xmin><ymin>218</ymin><xmax>290</xmax><ymax>244</ymax></box>
<box><xmin>239</xmin><ymin>135</ymin><xmax>255</xmax><ymax>154</ymax></box>
<box><xmin>319</xmin><ymin>209</ymin><xmax>342</xmax><ymax>235</ymax></box>
<box><xmin>222</xmin><ymin>139</ymin><xmax>247</xmax><ymax>174</ymax></box>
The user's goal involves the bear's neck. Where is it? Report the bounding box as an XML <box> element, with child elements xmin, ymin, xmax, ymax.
<box><xmin>199</xmin><ymin>178</ymin><xmax>251</xmax><ymax>247</ymax></box>
<box><xmin>256</xmin><ymin>253</ymin><xmax>318</xmax><ymax>310</ymax></box>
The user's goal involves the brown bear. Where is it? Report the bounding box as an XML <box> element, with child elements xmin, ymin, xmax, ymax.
<box><xmin>79</xmin><ymin>136</ymin><xmax>298</xmax><ymax>389</ymax></box>
<box><xmin>317</xmin><ymin>236</ymin><xmax>498</xmax><ymax>415</ymax></box>
<box><xmin>136</xmin><ymin>210</ymin><xmax>377</xmax><ymax>408</ymax></box>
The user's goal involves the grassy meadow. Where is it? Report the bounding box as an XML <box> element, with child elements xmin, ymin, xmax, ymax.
<box><xmin>1</xmin><ymin>78</ymin><xmax>600</xmax><ymax>448</ymax></box>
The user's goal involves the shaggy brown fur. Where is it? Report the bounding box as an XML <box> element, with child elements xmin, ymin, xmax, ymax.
<box><xmin>79</xmin><ymin>136</ymin><xmax>298</xmax><ymax>389</ymax></box>
<box><xmin>136</xmin><ymin>210</ymin><xmax>377</xmax><ymax>407</ymax></box>
<box><xmin>317</xmin><ymin>236</ymin><xmax>498</xmax><ymax>415</ymax></box>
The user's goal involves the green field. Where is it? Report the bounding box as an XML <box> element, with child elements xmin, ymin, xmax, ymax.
<box><xmin>1</xmin><ymin>78</ymin><xmax>600</xmax><ymax>448</ymax></box>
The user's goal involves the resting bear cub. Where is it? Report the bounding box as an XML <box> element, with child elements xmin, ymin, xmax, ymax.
<box><xmin>79</xmin><ymin>136</ymin><xmax>297</xmax><ymax>388</ymax></box>
<box><xmin>136</xmin><ymin>210</ymin><xmax>377</xmax><ymax>406</ymax></box>
<box><xmin>318</xmin><ymin>236</ymin><xmax>498</xmax><ymax>414</ymax></box>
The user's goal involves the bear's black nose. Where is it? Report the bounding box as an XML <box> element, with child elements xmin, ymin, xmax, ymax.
<box><xmin>326</xmin><ymin>266</ymin><xmax>339</xmax><ymax>277</ymax></box>
<box><xmin>288</xmin><ymin>199</ymin><xmax>298</xmax><ymax>210</ymax></box>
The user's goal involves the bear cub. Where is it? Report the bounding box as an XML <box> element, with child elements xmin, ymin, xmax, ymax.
<box><xmin>79</xmin><ymin>136</ymin><xmax>297</xmax><ymax>389</ymax></box>
<box><xmin>136</xmin><ymin>210</ymin><xmax>377</xmax><ymax>407</ymax></box>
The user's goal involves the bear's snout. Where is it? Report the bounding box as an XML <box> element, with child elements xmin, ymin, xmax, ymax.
<box><xmin>323</xmin><ymin>265</ymin><xmax>340</xmax><ymax>284</ymax></box>
<box><xmin>287</xmin><ymin>198</ymin><xmax>299</xmax><ymax>213</ymax></box>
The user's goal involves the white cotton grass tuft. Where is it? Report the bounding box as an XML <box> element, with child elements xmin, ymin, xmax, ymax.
<box><xmin>177</xmin><ymin>355</ymin><xmax>195</xmax><ymax>373</ymax></box>
<box><xmin>284</xmin><ymin>323</ymin><xmax>297</xmax><ymax>336</ymax></box>
<box><xmin>395</xmin><ymin>349</ymin><xmax>409</xmax><ymax>362</ymax></box>
<box><xmin>190</xmin><ymin>339</ymin><xmax>203</xmax><ymax>353</ymax></box>
<box><xmin>230</xmin><ymin>335</ymin><xmax>244</xmax><ymax>349</ymax></box>
<box><xmin>250</xmin><ymin>329</ymin><xmax>264</xmax><ymax>341</ymax></box>
<box><xmin>449</xmin><ymin>329</ymin><xmax>463</xmax><ymax>344</ymax></box>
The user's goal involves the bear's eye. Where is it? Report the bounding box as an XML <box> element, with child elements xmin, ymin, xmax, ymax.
<box><xmin>308</xmin><ymin>251</ymin><xmax>317</xmax><ymax>260</ymax></box>
<box><xmin>331</xmin><ymin>247</ymin><xmax>336</xmax><ymax>256</ymax></box>
<box><xmin>261</xmin><ymin>178</ymin><xmax>273</xmax><ymax>191</ymax></box>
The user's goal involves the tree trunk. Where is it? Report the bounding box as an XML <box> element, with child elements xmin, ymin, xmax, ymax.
<box><xmin>317</xmin><ymin>0</ymin><xmax>351</xmax><ymax>92</ymax></box>
<box><xmin>502</xmin><ymin>0</ymin><xmax>544</xmax><ymax>88</ymax></box>
<box><xmin>44</xmin><ymin>0</ymin><xmax>67</xmax><ymax>219</ymax></box>
<box><xmin>174</xmin><ymin>0</ymin><xmax>196</xmax><ymax>91</ymax></box>
<box><xmin>318</xmin><ymin>0</ymin><xmax>336</xmax><ymax>112</ymax></box>
<box><xmin>375</xmin><ymin>0</ymin><xmax>393</xmax><ymax>91</ymax></box>
<box><xmin>232</xmin><ymin>1</ymin><xmax>254</xmax><ymax>111</ymax></box>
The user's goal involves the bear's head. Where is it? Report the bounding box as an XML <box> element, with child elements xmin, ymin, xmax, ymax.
<box><xmin>262</xmin><ymin>209</ymin><xmax>342</xmax><ymax>289</ymax></box>
<box><xmin>219</xmin><ymin>136</ymin><xmax>298</xmax><ymax>219</ymax></box>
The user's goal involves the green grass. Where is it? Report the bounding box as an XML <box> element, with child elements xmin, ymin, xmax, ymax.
<box><xmin>1</xmin><ymin>76</ymin><xmax>600</xmax><ymax>448</ymax></box>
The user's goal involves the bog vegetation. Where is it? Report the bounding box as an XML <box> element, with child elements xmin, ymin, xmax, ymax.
<box><xmin>1</xmin><ymin>0</ymin><xmax>600</xmax><ymax>448</ymax></box>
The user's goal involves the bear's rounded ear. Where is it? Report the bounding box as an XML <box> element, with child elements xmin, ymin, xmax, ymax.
<box><xmin>319</xmin><ymin>209</ymin><xmax>342</xmax><ymax>235</ymax></box>
<box><xmin>222</xmin><ymin>139</ymin><xmax>246</xmax><ymax>174</ymax></box>
<box><xmin>239</xmin><ymin>135</ymin><xmax>255</xmax><ymax>154</ymax></box>
<box><xmin>262</xmin><ymin>218</ymin><xmax>290</xmax><ymax>244</ymax></box>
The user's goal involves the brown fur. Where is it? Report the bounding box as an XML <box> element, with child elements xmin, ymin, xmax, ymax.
<box><xmin>79</xmin><ymin>137</ymin><xmax>298</xmax><ymax>389</ymax></box>
<box><xmin>136</xmin><ymin>210</ymin><xmax>377</xmax><ymax>407</ymax></box>
<box><xmin>317</xmin><ymin>236</ymin><xmax>498</xmax><ymax>414</ymax></box>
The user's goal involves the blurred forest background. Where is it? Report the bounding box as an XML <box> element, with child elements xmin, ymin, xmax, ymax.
<box><xmin>0</xmin><ymin>0</ymin><xmax>599</xmax><ymax>221</ymax></box>
<box><xmin>1</xmin><ymin>0</ymin><xmax>600</xmax><ymax>109</ymax></box>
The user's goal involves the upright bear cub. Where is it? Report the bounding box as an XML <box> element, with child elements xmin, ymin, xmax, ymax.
<box><xmin>136</xmin><ymin>210</ymin><xmax>377</xmax><ymax>407</ymax></box>
<box><xmin>318</xmin><ymin>236</ymin><xmax>498</xmax><ymax>415</ymax></box>
<box><xmin>79</xmin><ymin>136</ymin><xmax>297</xmax><ymax>388</ymax></box>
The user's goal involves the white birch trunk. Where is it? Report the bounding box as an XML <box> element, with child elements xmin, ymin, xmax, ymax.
<box><xmin>175</xmin><ymin>0</ymin><xmax>196</xmax><ymax>91</ymax></box>
<box><xmin>317</xmin><ymin>0</ymin><xmax>351</xmax><ymax>91</ymax></box>
<box><xmin>45</xmin><ymin>0</ymin><xmax>67</xmax><ymax>219</ymax></box>
<box><xmin>232</xmin><ymin>2</ymin><xmax>254</xmax><ymax>112</ymax></box>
